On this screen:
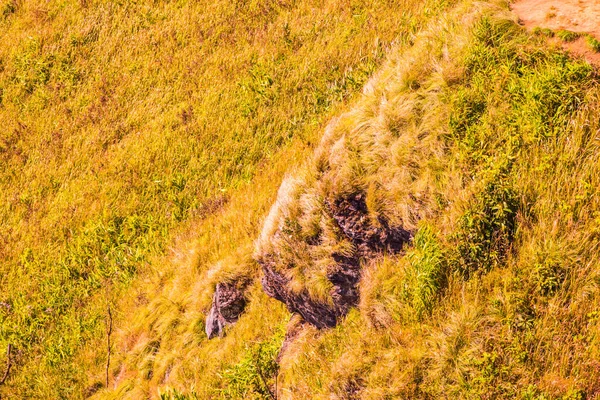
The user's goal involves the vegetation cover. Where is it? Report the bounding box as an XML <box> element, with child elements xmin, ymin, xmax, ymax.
<box><xmin>2</xmin><ymin>0</ymin><xmax>600</xmax><ymax>399</ymax></box>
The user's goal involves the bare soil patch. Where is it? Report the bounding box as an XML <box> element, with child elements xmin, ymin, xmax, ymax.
<box><xmin>511</xmin><ymin>0</ymin><xmax>600</xmax><ymax>65</ymax></box>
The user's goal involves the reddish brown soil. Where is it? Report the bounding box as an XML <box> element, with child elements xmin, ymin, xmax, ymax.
<box><xmin>511</xmin><ymin>0</ymin><xmax>600</xmax><ymax>65</ymax></box>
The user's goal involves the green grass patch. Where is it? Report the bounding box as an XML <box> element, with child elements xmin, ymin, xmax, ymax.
<box><xmin>586</xmin><ymin>34</ymin><xmax>600</xmax><ymax>52</ymax></box>
<box><xmin>532</xmin><ymin>27</ymin><xmax>555</xmax><ymax>38</ymax></box>
<box><xmin>403</xmin><ymin>225</ymin><xmax>446</xmax><ymax>318</ymax></box>
<box><xmin>556</xmin><ymin>29</ymin><xmax>580</xmax><ymax>42</ymax></box>
<box><xmin>220</xmin><ymin>328</ymin><xmax>285</xmax><ymax>399</ymax></box>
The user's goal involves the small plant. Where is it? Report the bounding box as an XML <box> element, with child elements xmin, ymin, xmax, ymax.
<box><xmin>403</xmin><ymin>225</ymin><xmax>446</xmax><ymax>318</ymax></box>
<box><xmin>563</xmin><ymin>389</ymin><xmax>586</xmax><ymax>400</ymax></box>
<box><xmin>585</xmin><ymin>34</ymin><xmax>600</xmax><ymax>52</ymax></box>
<box><xmin>471</xmin><ymin>351</ymin><xmax>501</xmax><ymax>386</ymax></box>
<box><xmin>221</xmin><ymin>329</ymin><xmax>285</xmax><ymax>399</ymax></box>
<box><xmin>556</xmin><ymin>30</ymin><xmax>580</xmax><ymax>42</ymax></box>
<box><xmin>159</xmin><ymin>388</ymin><xmax>198</xmax><ymax>400</ymax></box>
<box><xmin>533</xmin><ymin>259</ymin><xmax>565</xmax><ymax>296</ymax></box>
<box><xmin>530</xmin><ymin>240</ymin><xmax>569</xmax><ymax>296</ymax></box>
<box><xmin>451</xmin><ymin>173</ymin><xmax>518</xmax><ymax>278</ymax></box>
<box><xmin>532</xmin><ymin>27</ymin><xmax>555</xmax><ymax>38</ymax></box>
<box><xmin>521</xmin><ymin>385</ymin><xmax>550</xmax><ymax>400</ymax></box>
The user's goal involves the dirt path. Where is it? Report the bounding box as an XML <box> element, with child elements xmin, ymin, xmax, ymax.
<box><xmin>511</xmin><ymin>0</ymin><xmax>600</xmax><ymax>65</ymax></box>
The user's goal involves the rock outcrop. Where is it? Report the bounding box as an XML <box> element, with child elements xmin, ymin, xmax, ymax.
<box><xmin>259</xmin><ymin>192</ymin><xmax>411</xmax><ymax>329</ymax></box>
<box><xmin>261</xmin><ymin>261</ymin><xmax>344</xmax><ymax>328</ymax></box>
<box><xmin>327</xmin><ymin>193</ymin><xmax>411</xmax><ymax>257</ymax></box>
<box><xmin>205</xmin><ymin>281</ymin><xmax>248</xmax><ymax>339</ymax></box>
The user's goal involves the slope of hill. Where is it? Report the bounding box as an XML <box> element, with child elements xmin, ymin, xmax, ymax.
<box><xmin>3</xmin><ymin>0</ymin><xmax>600</xmax><ymax>398</ymax></box>
<box><xmin>101</xmin><ymin>0</ymin><xmax>600</xmax><ymax>398</ymax></box>
<box><xmin>0</xmin><ymin>0</ymin><xmax>452</xmax><ymax>398</ymax></box>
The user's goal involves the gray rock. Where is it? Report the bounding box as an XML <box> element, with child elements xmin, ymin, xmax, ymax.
<box><xmin>205</xmin><ymin>281</ymin><xmax>248</xmax><ymax>339</ymax></box>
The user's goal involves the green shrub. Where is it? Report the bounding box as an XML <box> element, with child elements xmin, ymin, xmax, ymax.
<box><xmin>451</xmin><ymin>173</ymin><xmax>518</xmax><ymax>278</ymax></box>
<box><xmin>562</xmin><ymin>389</ymin><xmax>586</xmax><ymax>400</ymax></box>
<box><xmin>533</xmin><ymin>258</ymin><xmax>565</xmax><ymax>296</ymax></box>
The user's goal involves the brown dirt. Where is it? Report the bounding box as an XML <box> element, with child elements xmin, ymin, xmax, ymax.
<box><xmin>511</xmin><ymin>0</ymin><xmax>600</xmax><ymax>65</ymax></box>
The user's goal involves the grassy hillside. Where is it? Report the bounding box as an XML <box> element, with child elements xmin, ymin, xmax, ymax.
<box><xmin>3</xmin><ymin>0</ymin><xmax>600</xmax><ymax>398</ymax></box>
<box><xmin>103</xmin><ymin>0</ymin><xmax>600</xmax><ymax>398</ymax></box>
<box><xmin>262</xmin><ymin>2</ymin><xmax>600</xmax><ymax>397</ymax></box>
<box><xmin>0</xmin><ymin>0</ymin><xmax>452</xmax><ymax>398</ymax></box>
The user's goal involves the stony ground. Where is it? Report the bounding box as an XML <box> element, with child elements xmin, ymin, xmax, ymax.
<box><xmin>512</xmin><ymin>0</ymin><xmax>600</xmax><ymax>64</ymax></box>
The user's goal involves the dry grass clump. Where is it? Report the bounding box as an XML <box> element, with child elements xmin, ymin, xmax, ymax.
<box><xmin>253</xmin><ymin>4</ymin><xmax>473</xmax><ymax>305</ymax></box>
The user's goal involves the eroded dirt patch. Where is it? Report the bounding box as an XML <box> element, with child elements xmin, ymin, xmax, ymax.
<box><xmin>512</xmin><ymin>0</ymin><xmax>600</xmax><ymax>65</ymax></box>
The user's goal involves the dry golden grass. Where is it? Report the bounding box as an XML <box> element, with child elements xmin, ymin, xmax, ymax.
<box><xmin>4</xmin><ymin>0</ymin><xmax>600</xmax><ymax>398</ymax></box>
<box><xmin>0</xmin><ymin>0</ymin><xmax>452</xmax><ymax>398</ymax></box>
<box><xmin>250</xmin><ymin>1</ymin><xmax>600</xmax><ymax>398</ymax></box>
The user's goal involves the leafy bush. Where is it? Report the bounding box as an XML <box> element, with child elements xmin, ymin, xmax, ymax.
<box><xmin>533</xmin><ymin>258</ymin><xmax>565</xmax><ymax>297</ymax></box>
<box><xmin>451</xmin><ymin>173</ymin><xmax>518</xmax><ymax>278</ymax></box>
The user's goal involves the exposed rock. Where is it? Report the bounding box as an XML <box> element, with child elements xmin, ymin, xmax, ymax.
<box><xmin>205</xmin><ymin>281</ymin><xmax>248</xmax><ymax>339</ymax></box>
<box><xmin>327</xmin><ymin>193</ymin><xmax>411</xmax><ymax>257</ymax></box>
<box><xmin>259</xmin><ymin>192</ymin><xmax>411</xmax><ymax>329</ymax></box>
<box><xmin>261</xmin><ymin>262</ymin><xmax>339</xmax><ymax>329</ymax></box>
